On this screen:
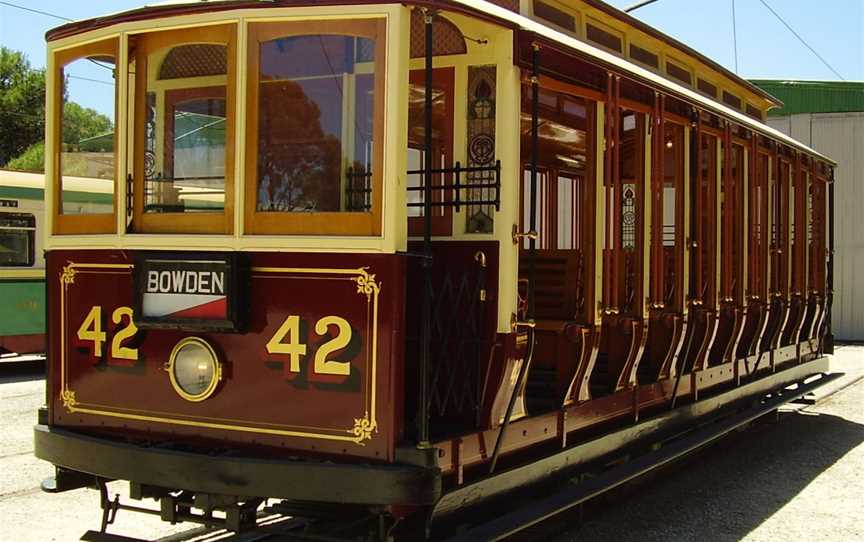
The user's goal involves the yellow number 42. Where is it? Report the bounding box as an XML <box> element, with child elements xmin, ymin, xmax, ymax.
<box><xmin>76</xmin><ymin>306</ymin><xmax>139</xmax><ymax>361</ymax></box>
<box><xmin>266</xmin><ymin>314</ymin><xmax>353</xmax><ymax>377</ymax></box>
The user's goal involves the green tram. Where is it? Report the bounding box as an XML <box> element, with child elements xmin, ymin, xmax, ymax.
<box><xmin>0</xmin><ymin>170</ymin><xmax>46</xmax><ymax>355</ymax></box>
<box><xmin>0</xmin><ymin>169</ymin><xmax>114</xmax><ymax>355</ymax></box>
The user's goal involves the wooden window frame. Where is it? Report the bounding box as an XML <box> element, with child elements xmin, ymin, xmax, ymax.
<box><xmin>665</xmin><ymin>60</ymin><xmax>692</xmax><ymax>87</ymax></box>
<box><xmin>53</xmin><ymin>38</ymin><xmax>119</xmax><ymax>235</ymax></box>
<box><xmin>722</xmin><ymin>90</ymin><xmax>742</xmax><ymax>110</ymax></box>
<box><xmin>697</xmin><ymin>78</ymin><xmax>718</xmax><ymax>99</ymax></box>
<box><xmin>692</xmin><ymin>129</ymin><xmax>719</xmax><ymax>309</ymax></box>
<box><xmin>131</xmin><ymin>24</ymin><xmax>237</xmax><ymax>234</ymax></box>
<box><xmin>532</xmin><ymin>0</ymin><xmax>576</xmax><ymax>31</ymax></box>
<box><xmin>629</xmin><ymin>43</ymin><xmax>659</xmax><ymax>69</ymax></box>
<box><xmin>751</xmin><ymin>146</ymin><xmax>772</xmax><ymax>302</ymax></box>
<box><xmin>654</xmin><ymin>117</ymin><xmax>686</xmax><ymax>312</ymax></box>
<box><xmin>585</xmin><ymin>19</ymin><xmax>623</xmax><ymax>54</ymax></box>
<box><xmin>244</xmin><ymin>19</ymin><xmax>386</xmax><ymax>236</ymax></box>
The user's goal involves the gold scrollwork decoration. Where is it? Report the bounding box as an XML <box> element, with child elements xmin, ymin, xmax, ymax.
<box><xmin>354</xmin><ymin>268</ymin><xmax>380</xmax><ymax>300</ymax></box>
<box><xmin>352</xmin><ymin>413</ymin><xmax>377</xmax><ymax>442</ymax></box>
<box><xmin>60</xmin><ymin>265</ymin><xmax>77</xmax><ymax>285</ymax></box>
<box><xmin>61</xmin><ymin>389</ymin><xmax>77</xmax><ymax>411</ymax></box>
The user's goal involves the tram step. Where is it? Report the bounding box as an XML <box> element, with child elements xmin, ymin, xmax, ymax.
<box><xmin>81</xmin><ymin>531</ymin><xmax>150</xmax><ymax>542</ymax></box>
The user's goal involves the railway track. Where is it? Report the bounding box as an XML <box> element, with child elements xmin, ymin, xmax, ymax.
<box><xmin>77</xmin><ymin>371</ymin><xmax>841</xmax><ymax>542</ymax></box>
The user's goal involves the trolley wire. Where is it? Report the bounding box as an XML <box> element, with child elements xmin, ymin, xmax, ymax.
<box><xmin>731</xmin><ymin>0</ymin><xmax>739</xmax><ymax>74</ymax></box>
<box><xmin>756</xmin><ymin>0</ymin><xmax>845</xmax><ymax>80</ymax></box>
<box><xmin>624</xmin><ymin>0</ymin><xmax>844</xmax><ymax>81</ymax></box>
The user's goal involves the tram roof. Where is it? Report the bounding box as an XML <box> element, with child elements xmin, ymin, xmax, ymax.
<box><xmin>45</xmin><ymin>0</ymin><xmax>836</xmax><ymax>166</ymax></box>
<box><xmin>454</xmin><ymin>0</ymin><xmax>836</xmax><ymax>166</ymax></box>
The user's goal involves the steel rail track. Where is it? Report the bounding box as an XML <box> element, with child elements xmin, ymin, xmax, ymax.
<box><xmin>77</xmin><ymin>370</ymin><xmax>843</xmax><ymax>542</ymax></box>
<box><xmin>444</xmin><ymin>371</ymin><xmax>842</xmax><ymax>541</ymax></box>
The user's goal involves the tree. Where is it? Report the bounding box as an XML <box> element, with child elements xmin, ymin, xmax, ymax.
<box><xmin>0</xmin><ymin>47</ymin><xmax>45</xmax><ymax>167</ymax></box>
<box><xmin>62</xmin><ymin>102</ymin><xmax>112</xmax><ymax>150</ymax></box>
<box><xmin>1</xmin><ymin>47</ymin><xmax>114</xmax><ymax>173</ymax></box>
<box><xmin>5</xmin><ymin>142</ymin><xmax>43</xmax><ymax>172</ymax></box>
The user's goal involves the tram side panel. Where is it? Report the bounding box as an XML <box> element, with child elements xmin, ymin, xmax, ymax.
<box><xmin>46</xmin><ymin>249</ymin><xmax>407</xmax><ymax>462</ymax></box>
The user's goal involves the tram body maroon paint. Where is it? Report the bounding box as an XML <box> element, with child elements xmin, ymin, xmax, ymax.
<box><xmin>46</xmin><ymin>250</ymin><xmax>406</xmax><ymax>461</ymax></box>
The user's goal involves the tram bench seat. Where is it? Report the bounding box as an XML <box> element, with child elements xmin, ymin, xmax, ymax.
<box><xmin>529</xmin><ymin>319</ymin><xmax>589</xmax><ymax>408</ymax></box>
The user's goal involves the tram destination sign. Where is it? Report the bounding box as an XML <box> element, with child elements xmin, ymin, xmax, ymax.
<box><xmin>134</xmin><ymin>252</ymin><xmax>245</xmax><ymax>331</ymax></box>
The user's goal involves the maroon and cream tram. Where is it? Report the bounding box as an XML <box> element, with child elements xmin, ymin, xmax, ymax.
<box><xmin>35</xmin><ymin>0</ymin><xmax>836</xmax><ymax>539</ymax></box>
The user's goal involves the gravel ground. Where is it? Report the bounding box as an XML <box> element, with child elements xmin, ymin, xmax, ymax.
<box><xmin>0</xmin><ymin>374</ymin><xmax>199</xmax><ymax>542</ymax></box>
<box><xmin>555</xmin><ymin>347</ymin><xmax>864</xmax><ymax>542</ymax></box>
<box><xmin>2</xmin><ymin>348</ymin><xmax>862</xmax><ymax>542</ymax></box>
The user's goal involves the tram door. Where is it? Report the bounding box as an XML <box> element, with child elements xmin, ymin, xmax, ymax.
<box><xmin>406</xmin><ymin>67</ymin><xmax>491</xmax><ymax>436</ymax></box>
<box><xmin>518</xmin><ymin>85</ymin><xmax>595</xmax><ymax>408</ymax></box>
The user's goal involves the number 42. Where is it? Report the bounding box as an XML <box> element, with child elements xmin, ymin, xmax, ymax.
<box><xmin>76</xmin><ymin>306</ymin><xmax>139</xmax><ymax>360</ymax></box>
<box><xmin>266</xmin><ymin>315</ymin><xmax>353</xmax><ymax>377</ymax></box>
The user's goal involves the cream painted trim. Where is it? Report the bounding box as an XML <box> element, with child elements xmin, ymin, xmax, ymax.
<box><xmin>741</xmin><ymin>149</ymin><xmax>749</xmax><ymax>303</ymax></box>
<box><xmin>495</xmin><ymin>33</ymin><xmax>522</xmax><ymax>332</ymax></box>
<box><xmin>44</xmin><ymin>47</ymin><xmax>57</xmax><ymax>245</ymax></box>
<box><xmin>234</xmin><ymin>18</ymin><xmax>248</xmax><ymax>237</ymax></box>
<box><xmin>766</xmin><ymin>157</ymin><xmax>773</xmax><ymax>295</ymax></box>
<box><xmin>714</xmin><ymin>137</ymin><xmax>722</xmax><ymax>309</ymax></box>
<box><xmin>45</xmin><ymin>235</ymin><xmax>396</xmax><ymax>253</ymax></box>
<box><xmin>786</xmin><ymin>163</ymin><xmax>793</xmax><ymax>298</ymax></box>
<box><xmin>803</xmin><ymin>170</ymin><xmax>811</xmax><ymax>294</ymax></box>
<box><xmin>681</xmin><ymin>125</ymin><xmax>690</xmax><ymax>315</ymax></box>
<box><xmin>0</xmin><ymin>269</ymin><xmax>46</xmax><ymax>280</ymax></box>
<box><xmin>642</xmin><ymin>117</ymin><xmax>651</xmax><ymax>319</ymax></box>
<box><xmin>593</xmin><ymin>101</ymin><xmax>605</xmax><ymax>324</ymax></box>
<box><xmin>117</xmin><ymin>33</ymin><xmax>130</xmax><ymax>236</ymax></box>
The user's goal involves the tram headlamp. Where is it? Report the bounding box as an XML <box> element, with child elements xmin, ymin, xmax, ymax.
<box><xmin>167</xmin><ymin>337</ymin><xmax>222</xmax><ymax>402</ymax></box>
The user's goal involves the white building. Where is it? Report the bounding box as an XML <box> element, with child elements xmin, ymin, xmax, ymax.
<box><xmin>753</xmin><ymin>80</ymin><xmax>864</xmax><ymax>341</ymax></box>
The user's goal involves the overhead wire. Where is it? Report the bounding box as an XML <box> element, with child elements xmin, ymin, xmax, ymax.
<box><xmin>756</xmin><ymin>0</ymin><xmax>845</xmax><ymax>80</ymax></box>
<box><xmin>623</xmin><ymin>0</ymin><xmax>843</xmax><ymax>81</ymax></box>
<box><xmin>0</xmin><ymin>1</ymin><xmax>115</xmax><ymax>75</ymax></box>
<box><xmin>0</xmin><ymin>0</ymin><xmax>72</xmax><ymax>21</ymax></box>
<box><xmin>731</xmin><ymin>0</ymin><xmax>739</xmax><ymax>74</ymax></box>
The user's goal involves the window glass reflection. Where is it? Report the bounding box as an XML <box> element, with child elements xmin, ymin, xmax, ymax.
<box><xmin>143</xmin><ymin>44</ymin><xmax>228</xmax><ymax>214</ymax></box>
<box><xmin>60</xmin><ymin>56</ymin><xmax>116</xmax><ymax>215</ymax></box>
<box><xmin>256</xmin><ymin>35</ymin><xmax>376</xmax><ymax>213</ymax></box>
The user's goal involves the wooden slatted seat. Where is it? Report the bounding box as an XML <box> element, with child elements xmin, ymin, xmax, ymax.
<box><xmin>519</xmin><ymin>250</ymin><xmax>588</xmax><ymax>408</ymax></box>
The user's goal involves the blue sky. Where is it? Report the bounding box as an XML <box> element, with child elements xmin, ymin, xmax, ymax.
<box><xmin>1</xmin><ymin>0</ymin><xmax>861</xmax><ymax>119</ymax></box>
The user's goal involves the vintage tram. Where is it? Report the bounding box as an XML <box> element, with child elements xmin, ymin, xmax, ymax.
<box><xmin>35</xmin><ymin>0</ymin><xmax>835</xmax><ymax>539</ymax></box>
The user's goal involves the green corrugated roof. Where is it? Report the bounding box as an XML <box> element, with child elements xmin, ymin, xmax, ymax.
<box><xmin>751</xmin><ymin>80</ymin><xmax>864</xmax><ymax>117</ymax></box>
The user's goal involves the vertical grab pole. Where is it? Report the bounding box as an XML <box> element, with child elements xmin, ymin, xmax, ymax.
<box><xmin>528</xmin><ymin>43</ymin><xmax>540</xmax><ymax>318</ymax></box>
<box><xmin>489</xmin><ymin>44</ymin><xmax>540</xmax><ymax>475</ymax></box>
<box><xmin>826</xmin><ymin>170</ymin><xmax>834</xmax><ymax>352</ymax></box>
<box><xmin>418</xmin><ymin>8</ymin><xmax>435</xmax><ymax>448</ymax></box>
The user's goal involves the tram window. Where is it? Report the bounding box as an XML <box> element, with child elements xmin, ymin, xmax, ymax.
<box><xmin>719</xmin><ymin>143</ymin><xmax>744</xmax><ymax>299</ymax></box>
<box><xmin>662</xmin><ymin>123</ymin><xmax>683</xmax><ymax>247</ymax></box>
<box><xmin>619</xmin><ymin>110</ymin><xmax>643</xmax><ymax>252</ymax></box>
<box><xmin>556</xmin><ymin>174</ymin><xmax>583</xmax><ymax>250</ymax></box>
<box><xmin>130</xmin><ymin>25</ymin><xmax>236</xmax><ymax>234</ymax></box>
<box><xmin>54</xmin><ymin>38</ymin><xmax>118</xmax><ymax>234</ymax></box>
<box><xmin>693</xmin><ymin>133</ymin><xmax>717</xmax><ymax>306</ymax></box>
<box><xmin>520</xmin><ymin>88</ymin><xmax>592</xmax><ymax>250</ymax></box>
<box><xmin>245</xmin><ymin>20</ymin><xmax>385</xmax><ymax>236</ymax></box>
<box><xmin>0</xmin><ymin>213</ymin><xmax>35</xmax><ymax>267</ymax></box>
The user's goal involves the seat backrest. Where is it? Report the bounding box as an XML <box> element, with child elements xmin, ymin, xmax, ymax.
<box><xmin>519</xmin><ymin>249</ymin><xmax>583</xmax><ymax>321</ymax></box>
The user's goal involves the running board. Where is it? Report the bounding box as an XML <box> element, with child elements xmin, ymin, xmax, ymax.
<box><xmin>81</xmin><ymin>532</ymin><xmax>149</xmax><ymax>542</ymax></box>
<box><xmin>446</xmin><ymin>371</ymin><xmax>842</xmax><ymax>541</ymax></box>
